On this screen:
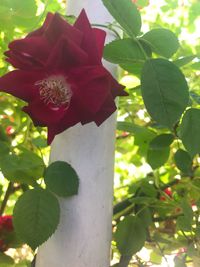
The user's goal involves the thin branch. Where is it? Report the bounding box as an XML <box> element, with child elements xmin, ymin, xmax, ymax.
<box><xmin>155</xmin><ymin>241</ymin><xmax>170</xmax><ymax>267</ymax></box>
<box><xmin>118</xmin><ymin>255</ymin><xmax>132</xmax><ymax>267</ymax></box>
<box><xmin>153</xmin><ymin>213</ymin><xmax>183</xmax><ymax>222</ymax></box>
<box><xmin>113</xmin><ymin>179</ymin><xmax>179</xmax><ymax>216</ymax></box>
<box><xmin>0</xmin><ymin>182</ymin><xmax>13</xmax><ymax>216</ymax></box>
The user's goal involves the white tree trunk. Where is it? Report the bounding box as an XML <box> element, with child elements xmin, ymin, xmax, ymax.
<box><xmin>36</xmin><ymin>1</ymin><xmax>117</xmax><ymax>267</ymax></box>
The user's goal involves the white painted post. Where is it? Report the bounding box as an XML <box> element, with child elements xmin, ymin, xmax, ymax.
<box><xmin>36</xmin><ymin>1</ymin><xmax>117</xmax><ymax>267</ymax></box>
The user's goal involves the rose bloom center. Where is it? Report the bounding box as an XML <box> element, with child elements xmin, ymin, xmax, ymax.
<box><xmin>35</xmin><ymin>75</ymin><xmax>72</xmax><ymax>108</ymax></box>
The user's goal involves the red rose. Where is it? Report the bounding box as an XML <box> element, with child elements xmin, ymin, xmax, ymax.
<box><xmin>0</xmin><ymin>10</ymin><xmax>127</xmax><ymax>144</ymax></box>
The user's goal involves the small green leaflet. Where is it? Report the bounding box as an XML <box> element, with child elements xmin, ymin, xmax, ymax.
<box><xmin>141</xmin><ymin>59</ymin><xmax>189</xmax><ymax>128</ymax></box>
<box><xmin>141</xmin><ymin>28</ymin><xmax>179</xmax><ymax>58</ymax></box>
<box><xmin>174</xmin><ymin>55</ymin><xmax>196</xmax><ymax>67</ymax></box>
<box><xmin>177</xmin><ymin>199</ymin><xmax>193</xmax><ymax>232</ymax></box>
<box><xmin>44</xmin><ymin>161</ymin><xmax>79</xmax><ymax>197</ymax></box>
<box><xmin>179</xmin><ymin>108</ymin><xmax>200</xmax><ymax>157</ymax></box>
<box><xmin>13</xmin><ymin>189</ymin><xmax>60</xmax><ymax>250</ymax></box>
<box><xmin>176</xmin><ymin>215</ymin><xmax>192</xmax><ymax>232</ymax></box>
<box><xmin>174</xmin><ymin>149</ymin><xmax>192</xmax><ymax>174</ymax></box>
<box><xmin>147</xmin><ymin>147</ymin><xmax>169</xmax><ymax>170</ymax></box>
<box><xmin>117</xmin><ymin>121</ymin><xmax>156</xmax><ymax>155</ymax></box>
<box><xmin>120</xmin><ymin>62</ymin><xmax>143</xmax><ymax>77</ymax></box>
<box><xmin>117</xmin><ymin>121</ymin><xmax>155</xmax><ymax>140</ymax></box>
<box><xmin>104</xmin><ymin>39</ymin><xmax>146</xmax><ymax>64</ymax></box>
<box><xmin>102</xmin><ymin>0</ymin><xmax>141</xmax><ymax>37</ymax></box>
<box><xmin>115</xmin><ymin>216</ymin><xmax>146</xmax><ymax>256</ymax></box>
<box><xmin>147</xmin><ymin>134</ymin><xmax>174</xmax><ymax>169</ymax></box>
<box><xmin>150</xmin><ymin>134</ymin><xmax>174</xmax><ymax>149</ymax></box>
<box><xmin>137</xmin><ymin>207</ymin><xmax>152</xmax><ymax>227</ymax></box>
<box><xmin>0</xmin><ymin>150</ymin><xmax>45</xmax><ymax>185</ymax></box>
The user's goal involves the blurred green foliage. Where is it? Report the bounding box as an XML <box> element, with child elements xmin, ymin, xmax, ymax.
<box><xmin>112</xmin><ymin>0</ymin><xmax>200</xmax><ymax>266</ymax></box>
<box><xmin>0</xmin><ymin>0</ymin><xmax>200</xmax><ymax>266</ymax></box>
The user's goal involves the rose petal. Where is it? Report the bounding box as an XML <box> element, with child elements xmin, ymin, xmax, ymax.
<box><xmin>47</xmin><ymin>101</ymin><xmax>81</xmax><ymax>144</ymax></box>
<box><xmin>45</xmin><ymin>13</ymin><xmax>82</xmax><ymax>46</ymax></box>
<box><xmin>46</xmin><ymin>37</ymin><xmax>88</xmax><ymax>71</ymax></box>
<box><xmin>74</xmin><ymin>9</ymin><xmax>105</xmax><ymax>64</ymax></box>
<box><xmin>6</xmin><ymin>36</ymin><xmax>51</xmax><ymax>69</ymax></box>
<box><xmin>108</xmin><ymin>72</ymin><xmax>128</xmax><ymax>97</ymax></box>
<box><xmin>5</xmin><ymin>50</ymin><xmax>43</xmax><ymax>70</ymax></box>
<box><xmin>23</xmin><ymin>99</ymin><xmax>67</xmax><ymax>127</ymax></box>
<box><xmin>0</xmin><ymin>70</ymin><xmax>44</xmax><ymax>102</ymax></box>
<box><xmin>69</xmin><ymin>66</ymin><xmax>110</xmax><ymax>114</ymax></box>
<box><xmin>94</xmin><ymin>95</ymin><xmax>117</xmax><ymax>125</ymax></box>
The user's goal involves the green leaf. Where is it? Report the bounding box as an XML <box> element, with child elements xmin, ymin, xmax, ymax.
<box><xmin>150</xmin><ymin>134</ymin><xmax>174</xmax><ymax>149</ymax></box>
<box><xmin>137</xmin><ymin>207</ymin><xmax>152</xmax><ymax>227</ymax></box>
<box><xmin>120</xmin><ymin>62</ymin><xmax>143</xmax><ymax>77</ymax></box>
<box><xmin>139</xmin><ymin>181</ymin><xmax>157</xmax><ymax>197</ymax></box>
<box><xmin>177</xmin><ymin>199</ymin><xmax>193</xmax><ymax>232</ymax></box>
<box><xmin>104</xmin><ymin>39</ymin><xmax>145</xmax><ymax>64</ymax></box>
<box><xmin>102</xmin><ymin>0</ymin><xmax>141</xmax><ymax>37</ymax></box>
<box><xmin>44</xmin><ymin>161</ymin><xmax>79</xmax><ymax>197</ymax></box>
<box><xmin>0</xmin><ymin>141</ymin><xmax>10</xmax><ymax>158</ymax></box>
<box><xmin>147</xmin><ymin>134</ymin><xmax>173</xmax><ymax>169</ymax></box>
<box><xmin>141</xmin><ymin>28</ymin><xmax>179</xmax><ymax>58</ymax></box>
<box><xmin>147</xmin><ymin>146</ymin><xmax>170</xmax><ymax>169</ymax></box>
<box><xmin>176</xmin><ymin>215</ymin><xmax>192</xmax><ymax>232</ymax></box>
<box><xmin>115</xmin><ymin>216</ymin><xmax>146</xmax><ymax>255</ymax></box>
<box><xmin>13</xmin><ymin>189</ymin><xmax>60</xmax><ymax>250</ymax></box>
<box><xmin>32</xmin><ymin>137</ymin><xmax>47</xmax><ymax>148</ymax></box>
<box><xmin>117</xmin><ymin>121</ymin><xmax>156</xmax><ymax>155</ymax></box>
<box><xmin>179</xmin><ymin>108</ymin><xmax>200</xmax><ymax>157</ymax></box>
<box><xmin>117</xmin><ymin>121</ymin><xmax>155</xmax><ymax>140</ymax></box>
<box><xmin>174</xmin><ymin>149</ymin><xmax>192</xmax><ymax>174</ymax></box>
<box><xmin>174</xmin><ymin>55</ymin><xmax>196</xmax><ymax>67</ymax></box>
<box><xmin>15</xmin><ymin>261</ymin><xmax>31</xmax><ymax>267</ymax></box>
<box><xmin>130</xmin><ymin>197</ymin><xmax>156</xmax><ymax>205</ymax></box>
<box><xmin>0</xmin><ymin>150</ymin><xmax>45</xmax><ymax>185</ymax></box>
<box><xmin>181</xmin><ymin>198</ymin><xmax>193</xmax><ymax>221</ymax></box>
<box><xmin>141</xmin><ymin>59</ymin><xmax>189</xmax><ymax>128</ymax></box>
<box><xmin>139</xmin><ymin>39</ymin><xmax>152</xmax><ymax>57</ymax></box>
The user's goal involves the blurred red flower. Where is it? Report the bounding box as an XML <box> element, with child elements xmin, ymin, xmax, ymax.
<box><xmin>0</xmin><ymin>10</ymin><xmax>127</xmax><ymax>144</ymax></box>
<box><xmin>160</xmin><ymin>187</ymin><xmax>173</xmax><ymax>201</ymax></box>
<box><xmin>0</xmin><ymin>215</ymin><xmax>13</xmax><ymax>232</ymax></box>
<box><xmin>0</xmin><ymin>215</ymin><xmax>14</xmax><ymax>252</ymax></box>
<box><xmin>6</xmin><ymin>126</ymin><xmax>15</xmax><ymax>136</ymax></box>
<box><xmin>164</xmin><ymin>187</ymin><xmax>172</xmax><ymax>197</ymax></box>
